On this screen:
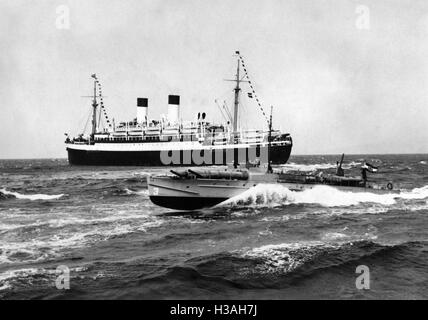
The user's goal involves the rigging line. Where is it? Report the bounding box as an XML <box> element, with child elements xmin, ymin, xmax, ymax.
<box><xmin>223</xmin><ymin>100</ymin><xmax>232</xmax><ymax>116</ymax></box>
<box><xmin>95</xmin><ymin>79</ymin><xmax>112</xmax><ymax>129</ymax></box>
<box><xmin>97</xmin><ymin>99</ymin><xmax>102</xmax><ymax>131</ymax></box>
<box><xmin>82</xmin><ymin>107</ymin><xmax>92</xmax><ymax>135</ymax></box>
<box><xmin>215</xmin><ymin>99</ymin><xmax>229</xmax><ymax>123</ymax></box>
<box><xmin>237</xmin><ymin>54</ymin><xmax>270</xmax><ymax>126</ymax></box>
<box><xmin>96</xmin><ymin>83</ymin><xmax>103</xmax><ymax>131</ymax></box>
<box><xmin>215</xmin><ymin>87</ymin><xmax>235</xmax><ymax>113</ymax></box>
<box><xmin>221</xmin><ymin>101</ymin><xmax>232</xmax><ymax>123</ymax></box>
<box><xmin>223</xmin><ymin>101</ymin><xmax>233</xmax><ymax>121</ymax></box>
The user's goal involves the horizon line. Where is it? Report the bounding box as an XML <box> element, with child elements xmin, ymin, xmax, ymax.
<box><xmin>1</xmin><ymin>152</ymin><xmax>428</xmax><ymax>161</ymax></box>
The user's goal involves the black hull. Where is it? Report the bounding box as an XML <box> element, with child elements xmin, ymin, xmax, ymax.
<box><xmin>67</xmin><ymin>144</ymin><xmax>292</xmax><ymax>166</ymax></box>
<box><xmin>150</xmin><ymin>196</ymin><xmax>228</xmax><ymax>210</ymax></box>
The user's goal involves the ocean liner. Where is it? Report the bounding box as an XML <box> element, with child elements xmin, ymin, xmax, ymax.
<box><xmin>65</xmin><ymin>52</ymin><xmax>293</xmax><ymax>166</ymax></box>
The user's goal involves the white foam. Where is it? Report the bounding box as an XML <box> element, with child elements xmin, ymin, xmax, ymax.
<box><xmin>241</xmin><ymin>241</ymin><xmax>330</xmax><ymax>274</ymax></box>
<box><xmin>0</xmin><ymin>267</ymin><xmax>39</xmax><ymax>283</ymax></box>
<box><xmin>225</xmin><ymin>183</ymin><xmax>428</xmax><ymax>208</ymax></box>
<box><xmin>137</xmin><ymin>220</ymin><xmax>165</xmax><ymax>232</ymax></box>
<box><xmin>0</xmin><ymin>283</ymin><xmax>11</xmax><ymax>291</ymax></box>
<box><xmin>133</xmin><ymin>171</ymin><xmax>152</xmax><ymax>176</ymax></box>
<box><xmin>46</xmin><ymin>210</ymin><xmax>154</xmax><ymax>228</ymax></box>
<box><xmin>398</xmin><ymin>185</ymin><xmax>428</xmax><ymax>200</ymax></box>
<box><xmin>280</xmin><ymin>162</ymin><xmax>336</xmax><ymax>172</ymax></box>
<box><xmin>317</xmin><ymin>206</ymin><xmax>390</xmax><ymax>217</ymax></box>
<box><xmin>0</xmin><ymin>266</ymin><xmax>89</xmax><ymax>291</ymax></box>
<box><xmin>0</xmin><ymin>212</ymin><xmax>165</xmax><ymax>264</ymax></box>
<box><xmin>259</xmin><ymin>213</ymin><xmax>307</xmax><ymax>222</ymax></box>
<box><xmin>0</xmin><ymin>188</ymin><xmax>64</xmax><ymax>201</ymax></box>
<box><xmin>123</xmin><ymin>188</ymin><xmax>148</xmax><ymax>196</ymax></box>
<box><xmin>240</xmin><ymin>234</ymin><xmax>381</xmax><ymax>275</ymax></box>
<box><xmin>280</xmin><ymin>161</ymin><xmax>360</xmax><ymax>172</ymax></box>
<box><xmin>223</xmin><ymin>184</ymin><xmax>398</xmax><ymax>208</ymax></box>
<box><xmin>345</xmin><ymin>161</ymin><xmax>361</xmax><ymax>168</ymax></box>
<box><xmin>0</xmin><ymin>251</ymin><xmax>13</xmax><ymax>264</ymax></box>
<box><xmin>322</xmin><ymin>232</ymin><xmax>349</xmax><ymax>241</ymax></box>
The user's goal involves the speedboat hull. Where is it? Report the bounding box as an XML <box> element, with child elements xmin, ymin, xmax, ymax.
<box><xmin>149</xmin><ymin>195</ymin><xmax>229</xmax><ymax>211</ymax></box>
<box><xmin>147</xmin><ymin>170</ymin><xmax>399</xmax><ymax>210</ymax></box>
<box><xmin>147</xmin><ymin>174</ymin><xmax>259</xmax><ymax>210</ymax></box>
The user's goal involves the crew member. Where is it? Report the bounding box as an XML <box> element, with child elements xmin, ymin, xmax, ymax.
<box><xmin>361</xmin><ymin>162</ymin><xmax>369</xmax><ymax>186</ymax></box>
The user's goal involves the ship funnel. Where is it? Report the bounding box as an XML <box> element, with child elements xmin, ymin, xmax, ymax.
<box><xmin>137</xmin><ymin>98</ymin><xmax>148</xmax><ymax>124</ymax></box>
<box><xmin>168</xmin><ymin>95</ymin><xmax>180</xmax><ymax>124</ymax></box>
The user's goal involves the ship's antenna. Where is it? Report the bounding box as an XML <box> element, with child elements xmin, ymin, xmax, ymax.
<box><xmin>267</xmin><ymin>106</ymin><xmax>273</xmax><ymax>174</ymax></box>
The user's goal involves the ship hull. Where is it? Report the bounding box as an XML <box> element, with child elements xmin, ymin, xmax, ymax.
<box><xmin>150</xmin><ymin>196</ymin><xmax>229</xmax><ymax>210</ymax></box>
<box><xmin>66</xmin><ymin>143</ymin><xmax>292</xmax><ymax>166</ymax></box>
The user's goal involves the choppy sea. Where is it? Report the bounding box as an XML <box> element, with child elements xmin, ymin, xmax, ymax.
<box><xmin>0</xmin><ymin>154</ymin><xmax>427</xmax><ymax>299</ymax></box>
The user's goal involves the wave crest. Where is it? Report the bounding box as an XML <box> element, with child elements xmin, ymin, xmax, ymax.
<box><xmin>221</xmin><ymin>183</ymin><xmax>428</xmax><ymax>208</ymax></box>
<box><xmin>0</xmin><ymin>188</ymin><xmax>64</xmax><ymax>201</ymax></box>
<box><xmin>222</xmin><ymin>184</ymin><xmax>399</xmax><ymax>207</ymax></box>
<box><xmin>280</xmin><ymin>161</ymin><xmax>360</xmax><ymax>172</ymax></box>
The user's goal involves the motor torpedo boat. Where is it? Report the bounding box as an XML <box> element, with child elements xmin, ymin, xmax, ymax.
<box><xmin>147</xmin><ymin>106</ymin><xmax>399</xmax><ymax>211</ymax></box>
<box><xmin>146</xmin><ymin>160</ymin><xmax>398</xmax><ymax>211</ymax></box>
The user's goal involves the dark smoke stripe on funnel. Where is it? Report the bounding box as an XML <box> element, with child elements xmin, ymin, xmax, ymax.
<box><xmin>168</xmin><ymin>95</ymin><xmax>180</xmax><ymax>105</ymax></box>
<box><xmin>137</xmin><ymin>98</ymin><xmax>148</xmax><ymax>107</ymax></box>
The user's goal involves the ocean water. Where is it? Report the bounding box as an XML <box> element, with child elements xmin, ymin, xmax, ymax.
<box><xmin>0</xmin><ymin>154</ymin><xmax>427</xmax><ymax>300</ymax></box>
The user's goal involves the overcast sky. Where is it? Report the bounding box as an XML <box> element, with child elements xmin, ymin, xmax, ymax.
<box><xmin>1</xmin><ymin>0</ymin><xmax>428</xmax><ymax>158</ymax></box>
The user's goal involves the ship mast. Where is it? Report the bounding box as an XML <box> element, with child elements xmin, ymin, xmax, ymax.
<box><xmin>91</xmin><ymin>74</ymin><xmax>98</xmax><ymax>138</ymax></box>
<box><xmin>233</xmin><ymin>55</ymin><xmax>241</xmax><ymax>136</ymax></box>
<box><xmin>224</xmin><ymin>51</ymin><xmax>247</xmax><ymax>141</ymax></box>
<box><xmin>267</xmin><ymin>106</ymin><xmax>273</xmax><ymax>173</ymax></box>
